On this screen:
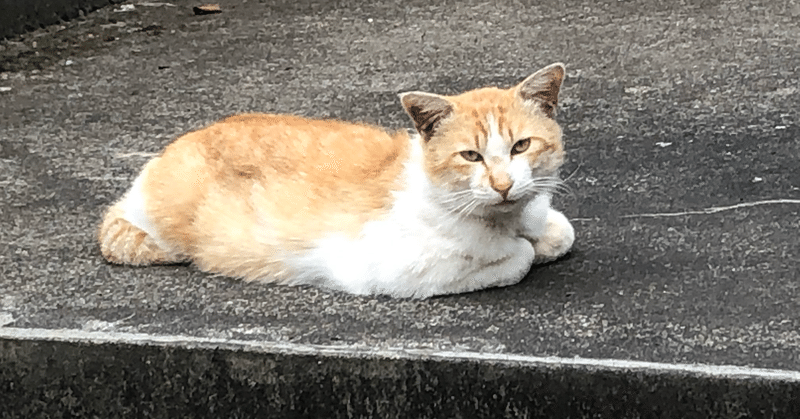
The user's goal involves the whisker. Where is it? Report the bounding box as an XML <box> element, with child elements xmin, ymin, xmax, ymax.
<box><xmin>443</xmin><ymin>194</ymin><xmax>475</xmax><ymax>217</ymax></box>
<box><xmin>446</xmin><ymin>201</ymin><xmax>467</xmax><ymax>214</ymax></box>
<box><xmin>452</xmin><ymin>199</ymin><xmax>470</xmax><ymax>217</ymax></box>
<box><xmin>459</xmin><ymin>199</ymin><xmax>481</xmax><ymax>218</ymax></box>
<box><xmin>535</xmin><ymin>185</ymin><xmax>572</xmax><ymax>197</ymax></box>
<box><xmin>439</xmin><ymin>190</ymin><xmax>473</xmax><ymax>200</ymax></box>
<box><xmin>563</xmin><ymin>163</ymin><xmax>582</xmax><ymax>182</ymax></box>
<box><xmin>530</xmin><ymin>176</ymin><xmax>573</xmax><ymax>196</ymax></box>
<box><xmin>439</xmin><ymin>196</ymin><xmax>467</xmax><ymax>206</ymax></box>
<box><xmin>437</xmin><ymin>191</ymin><xmax>474</xmax><ymax>209</ymax></box>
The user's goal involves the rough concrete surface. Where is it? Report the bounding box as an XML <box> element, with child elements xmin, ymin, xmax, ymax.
<box><xmin>3</xmin><ymin>331</ymin><xmax>800</xmax><ymax>418</ymax></box>
<box><xmin>1</xmin><ymin>0</ymin><xmax>800</xmax><ymax>416</ymax></box>
<box><xmin>0</xmin><ymin>0</ymin><xmax>123</xmax><ymax>40</ymax></box>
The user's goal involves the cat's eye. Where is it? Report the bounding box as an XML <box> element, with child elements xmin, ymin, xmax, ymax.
<box><xmin>460</xmin><ymin>150</ymin><xmax>483</xmax><ymax>162</ymax></box>
<box><xmin>511</xmin><ymin>138</ymin><xmax>531</xmax><ymax>155</ymax></box>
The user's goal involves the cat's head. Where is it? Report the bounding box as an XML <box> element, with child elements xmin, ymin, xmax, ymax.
<box><xmin>400</xmin><ymin>63</ymin><xmax>566</xmax><ymax>216</ymax></box>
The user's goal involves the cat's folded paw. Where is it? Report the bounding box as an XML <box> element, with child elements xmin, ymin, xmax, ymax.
<box><xmin>531</xmin><ymin>209</ymin><xmax>574</xmax><ymax>263</ymax></box>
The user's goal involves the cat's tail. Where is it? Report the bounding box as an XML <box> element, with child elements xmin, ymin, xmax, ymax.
<box><xmin>98</xmin><ymin>203</ymin><xmax>188</xmax><ymax>265</ymax></box>
<box><xmin>98</xmin><ymin>157</ymin><xmax>189</xmax><ymax>266</ymax></box>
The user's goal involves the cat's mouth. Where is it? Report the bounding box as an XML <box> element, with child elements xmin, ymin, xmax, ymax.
<box><xmin>492</xmin><ymin>199</ymin><xmax>520</xmax><ymax>212</ymax></box>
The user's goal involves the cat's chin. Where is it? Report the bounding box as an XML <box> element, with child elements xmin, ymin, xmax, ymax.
<box><xmin>485</xmin><ymin>193</ymin><xmax>543</xmax><ymax>215</ymax></box>
<box><xmin>496</xmin><ymin>200</ymin><xmax>518</xmax><ymax>210</ymax></box>
<box><xmin>475</xmin><ymin>199</ymin><xmax>524</xmax><ymax>215</ymax></box>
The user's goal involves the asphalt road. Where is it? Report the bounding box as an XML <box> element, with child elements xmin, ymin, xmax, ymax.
<box><xmin>1</xmin><ymin>0</ymin><xmax>799</xmax><ymax>373</ymax></box>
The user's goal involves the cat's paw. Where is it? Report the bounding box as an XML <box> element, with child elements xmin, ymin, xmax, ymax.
<box><xmin>530</xmin><ymin>209</ymin><xmax>574</xmax><ymax>263</ymax></box>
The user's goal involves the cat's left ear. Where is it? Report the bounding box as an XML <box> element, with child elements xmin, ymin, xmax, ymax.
<box><xmin>399</xmin><ymin>92</ymin><xmax>453</xmax><ymax>142</ymax></box>
<box><xmin>516</xmin><ymin>63</ymin><xmax>566</xmax><ymax>118</ymax></box>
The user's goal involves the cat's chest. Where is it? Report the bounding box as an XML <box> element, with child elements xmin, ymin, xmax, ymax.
<box><xmin>299</xmin><ymin>209</ymin><xmax>530</xmax><ymax>295</ymax></box>
<box><xmin>338</xmin><ymin>202</ymin><xmax>526</xmax><ymax>268</ymax></box>
<box><xmin>285</xmin><ymin>193</ymin><xmax>533</xmax><ymax>297</ymax></box>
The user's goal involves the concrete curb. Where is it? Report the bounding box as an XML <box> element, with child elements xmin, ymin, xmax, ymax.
<box><xmin>2</xmin><ymin>328</ymin><xmax>799</xmax><ymax>418</ymax></box>
<box><xmin>0</xmin><ymin>0</ymin><xmax>122</xmax><ymax>39</ymax></box>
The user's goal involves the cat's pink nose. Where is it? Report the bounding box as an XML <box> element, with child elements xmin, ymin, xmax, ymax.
<box><xmin>490</xmin><ymin>176</ymin><xmax>513</xmax><ymax>199</ymax></box>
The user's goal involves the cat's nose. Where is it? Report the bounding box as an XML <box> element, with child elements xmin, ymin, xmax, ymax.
<box><xmin>490</xmin><ymin>174</ymin><xmax>513</xmax><ymax>199</ymax></box>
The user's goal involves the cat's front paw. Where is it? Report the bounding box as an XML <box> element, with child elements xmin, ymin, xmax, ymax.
<box><xmin>531</xmin><ymin>209</ymin><xmax>574</xmax><ymax>263</ymax></box>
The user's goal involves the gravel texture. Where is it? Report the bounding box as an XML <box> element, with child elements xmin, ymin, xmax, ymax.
<box><xmin>1</xmin><ymin>0</ymin><xmax>799</xmax><ymax>372</ymax></box>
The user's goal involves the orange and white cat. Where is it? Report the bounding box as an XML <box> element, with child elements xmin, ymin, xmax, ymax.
<box><xmin>98</xmin><ymin>63</ymin><xmax>574</xmax><ymax>298</ymax></box>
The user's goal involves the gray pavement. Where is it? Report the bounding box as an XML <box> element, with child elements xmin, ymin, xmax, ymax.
<box><xmin>2</xmin><ymin>0</ymin><xmax>800</xmax><ymax>416</ymax></box>
<box><xmin>0</xmin><ymin>0</ymin><xmax>121</xmax><ymax>39</ymax></box>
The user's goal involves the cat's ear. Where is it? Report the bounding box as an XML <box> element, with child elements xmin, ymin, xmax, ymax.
<box><xmin>516</xmin><ymin>63</ymin><xmax>566</xmax><ymax>118</ymax></box>
<box><xmin>399</xmin><ymin>92</ymin><xmax>453</xmax><ymax>141</ymax></box>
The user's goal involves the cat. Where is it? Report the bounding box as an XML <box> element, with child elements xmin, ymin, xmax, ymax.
<box><xmin>98</xmin><ymin>63</ymin><xmax>575</xmax><ymax>298</ymax></box>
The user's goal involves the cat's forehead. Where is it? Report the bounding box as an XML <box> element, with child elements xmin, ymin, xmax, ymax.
<box><xmin>449</xmin><ymin>87</ymin><xmax>516</xmax><ymax>111</ymax></box>
<box><xmin>447</xmin><ymin>87</ymin><xmax>537</xmax><ymax>126</ymax></box>
<box><xmin>438</xmin><ymin>85</ymin><xmax>561</xmax><ymax>145</ymax></box>
<box><xmin>446</xmin><ymin>86</ymin><xmax>545</xmax><ymax>128</ymax></box>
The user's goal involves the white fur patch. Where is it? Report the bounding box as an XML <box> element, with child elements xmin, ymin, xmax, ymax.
<box><xmin>532</xmin><ymin>208</ymin><xmax>575</xmax><ymax>261</ymax></box>
<box><xmin>286</xmin><ymin>135</ymin><xmax>538</xmax><ymax>298</ymax></box>
<box><xmin>484</xmin><ymin>113</ymin><xmax>508</xmax><ymax>160</ymax></box>
<box><xmin>520</xmin><ymin>194</ymin><xmax>552</xmax><ymax>238</ymax></box>
<box><xmin>507</xmin><ymin>158</ymin><xmax>532</xmax><ymax>201</ymax></box>
<box><xmin>119</xmin><ymin>169</ymin><xmax>167</xmax><ymax>247</ymax></box>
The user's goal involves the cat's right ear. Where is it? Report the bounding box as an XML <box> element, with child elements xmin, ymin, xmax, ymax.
<box><xmin>399</xmin><ymin>92</ymin><xmax>453</xmax><ymax>142</ymax></box>
<box><xmin>516</xmin><ymin>63</ymin><xmax>566</xmax><ymax>118</ymax></box>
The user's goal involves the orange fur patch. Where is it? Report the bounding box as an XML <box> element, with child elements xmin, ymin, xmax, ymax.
<box><xmin>134</xmin><ymin>114</ymin><xmax>409</xmax><ymax>279</ymax></box>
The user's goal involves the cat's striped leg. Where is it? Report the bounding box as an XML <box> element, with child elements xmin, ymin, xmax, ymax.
<box><xmin>98</xmin><ymin>159</ymin><xmax>187</xmax><ymax>265</ymax></box>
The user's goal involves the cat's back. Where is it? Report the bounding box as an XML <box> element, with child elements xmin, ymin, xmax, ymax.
<box><xmin>146</xmin><ymin>113</ymin><xmax>412</xmax><ymax>250</ymax></box>
<box><xmin>175</xmin><ymin>113</ymin><xmax>410</xmax><ymax>186</ymax></box>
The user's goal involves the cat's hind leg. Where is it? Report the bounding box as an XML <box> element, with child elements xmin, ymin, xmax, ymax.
<box><xmin>98</xmin><ymin>159</ymin><xmax>187</xmax><ymax>265</ymax></box>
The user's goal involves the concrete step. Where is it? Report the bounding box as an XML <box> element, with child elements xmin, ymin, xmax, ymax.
<box><xmin>2</xmin><ymin>0</ymin><xmax>799</xmax><ymax>417</ymax></box>
<box><xmin>3</xmin><ymin>328</ymin><xmax>799</xmax><ymax>418</ymax></box>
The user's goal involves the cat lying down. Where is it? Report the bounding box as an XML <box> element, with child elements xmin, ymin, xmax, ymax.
<box><xmin>98</xmin><ymin>63</ymin><xmax>575</xmax><ymax>298</ymax></box>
